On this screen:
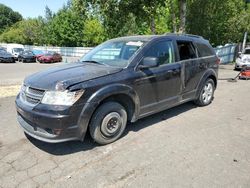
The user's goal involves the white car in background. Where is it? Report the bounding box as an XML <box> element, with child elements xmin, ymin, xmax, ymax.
<box><xmin>6</xmin><ymin>44</ymin><xmax>24</xmax><ymax>60</ymax></box>
<box><xmin>235</xmin><ymin>47</ymin><xmax>250</xmax><ymax>70</ymax></box>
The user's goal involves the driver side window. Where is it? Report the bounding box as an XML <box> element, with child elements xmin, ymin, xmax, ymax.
<box><xmin>144</xmin><ymin>40</ymin><xmax>175</xmax><ymax>65</ymax></box>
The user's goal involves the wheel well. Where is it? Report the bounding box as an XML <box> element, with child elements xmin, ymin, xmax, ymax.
<box><xmin>99</xmin><ymin>94</ymin><xmax>135</xmax><ymax>122</ymax></box>
<box><xmin>208</xmin><ymin>75</ymin><xmax>217</xmax><ymax>88</ymax></box>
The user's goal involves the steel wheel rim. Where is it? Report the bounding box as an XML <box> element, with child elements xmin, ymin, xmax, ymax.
<box><xmin>202</xmin><ymin>83</ymin><xmax>213</xmax><ymax>103</ymax></box>
<box><xmin>101</xmin><ymin>112</ymin><xmax>122</xmax><ymax>137</ymax></box>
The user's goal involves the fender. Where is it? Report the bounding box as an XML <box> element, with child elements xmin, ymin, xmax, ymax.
<box><xmin>195</xmin><ymin>68</ymin><xmax>217</xmax><ymax>99</ymax></box>
<box><xmin>76</xmin><ymin>84</ymin><xmax>140</xmax><ymax>140</ymax></box>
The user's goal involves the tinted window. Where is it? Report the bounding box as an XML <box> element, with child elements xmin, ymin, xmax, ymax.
<box><xmin>244</xmin><ymin>49</ymin><xmax>250</xmax><ymax>54</ymax></box>
<box><xmin>22</xmin><ymin>51</ymin><xmax>34</xmax><ymax>56</ymax></box>
<box><xmin>177</xmin><ymin>41</ymin><xmax>197</xmax><ymax>61</ymax></box>
<box><xmin>196</xmin><ymin>43</ymin><xmax>214</xmax><ymax>57</ymax></box>
<box><xmin>144</xmin><ymin>40</ymin><xmax>175</xmax><ymax>65</ymax></box>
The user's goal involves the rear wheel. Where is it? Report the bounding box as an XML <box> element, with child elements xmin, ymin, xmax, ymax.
<box><xmin>194</xmin><ymin>79</ymin><xmax>215</xmax><ymax>106</ymax></box>
<box><xmin>89</xmin><ymin>102</ymin><xmax>127</xmax><ymax>145</ymax></box>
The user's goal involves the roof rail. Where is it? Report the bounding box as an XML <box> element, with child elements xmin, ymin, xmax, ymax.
<box><xmin>165</xmin><ymin>33</ymin><xmax>203</xmax><ymax>39</ymax></box>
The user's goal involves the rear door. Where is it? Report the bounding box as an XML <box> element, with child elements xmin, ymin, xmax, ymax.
<box><xmin>176</xmin><ymin>40</ymin><xmax>205</xmax><ymax>99</ymax></box>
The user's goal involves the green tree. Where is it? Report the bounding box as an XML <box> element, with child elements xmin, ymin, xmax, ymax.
<box><xmin>45</xmin><ymin>5</ymin><xmax>54</xmax><ymax>22</ymax></box>
<box><xmin>0</xmin><ymin>18</ymin><xmax>45</xmax><ymax>45</ymax></box>
<box><xmin>89</xmin><ymin>0</ymin><xmax>169</xmax><ymax>38</ymax></box>
<box><xmin>187</xmin><ymin>0</ymin><xmax>247</xmax><ymax>46</ymax></box>
<box><xmin>83</xmin><ymin>18</ymin><xmax>105</xmax><ymax>46</ymax></box>
<box><xmin>0</xmin><ymin>4</ymin><xmax>22</xmax><ymax>34</ymax></box>
<box><xmin>46</xmin><ymin>7</ymin><xmax>85</xmax><ymax>46</ymax></box>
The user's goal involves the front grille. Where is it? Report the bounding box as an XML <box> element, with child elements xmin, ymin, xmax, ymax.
<box><xmin>28</xmin><ymin>87</ymin><xmax>45</xmax><ymax>96</ymax></box>
<box><xmin>26</xmin><ymin>95</ymin><xmax>41</xmax><ymax>104</ymax></box>
<box><xmin>21</xmin><ymin>86</ymin><xmax>45</xmax><ymax>105</ymax></box>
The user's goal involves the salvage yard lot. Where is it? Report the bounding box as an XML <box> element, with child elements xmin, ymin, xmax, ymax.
<box><xmin>0</xmin><ymin>63</ymin><xmax>249</xmax><ymax>187</ymax></box>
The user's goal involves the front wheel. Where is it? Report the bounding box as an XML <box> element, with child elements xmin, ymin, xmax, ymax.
<box><xmin>194</xmin><ymin>79</ymin><xmax>215</xmax><ymax>106</ymax></box>
<box><xmin>89</xmin><ymin>102</ymin><xmax>127</xmax><ymax>145</ymax></box>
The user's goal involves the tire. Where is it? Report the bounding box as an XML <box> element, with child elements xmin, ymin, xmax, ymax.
<box><xmin>194</xmin><ymin>78</ymin><xmax>215</xmax><ymax>106</ymax></box>
<box><xmin>89</xmin><ymin>102</ymin><xmax>127</xmax><ymax>145</ymax></box>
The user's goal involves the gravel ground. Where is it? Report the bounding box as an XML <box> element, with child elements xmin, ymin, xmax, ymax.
<box><xmin>0</xmin><ymin>64</ymin><xmax>249</xmax><ymax>188</ymax></box>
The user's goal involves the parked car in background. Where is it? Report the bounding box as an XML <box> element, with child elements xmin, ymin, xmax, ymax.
<box><xmin>18</xmin><ymin>50</ymin><xmax>36</xmax><ymax>63</ymax></box>
<box><xmin>0</xmin><ymin>50</ymin><xmax>15</xmax><ymax>63</ymax></box>
<box><xmin>37</xmin><ymin>52</ymin><xmax>62</xmax><ymax>63</ymax></box>
<box><xmin>0</xmin><ymin>47</ymin><xmax>7</xmax><ymax>52</ymax></box>
<box><xmin>16</xmin><ymin>34</ymin><xmax>219</xmax><ymax>144</ymax></box>
<box><xmin>6</xmin><ymin>44</ymin><xmax>24</xmax><ymax>60</ymax></box>
<box><xmin>32</xmin><ymin>50</ymin><xmax>45</xmax><ymax>62</ymax></box>
<box><xmin>235</xmin><ymin>47</ymin><xmax>250</xmax><ymax>70</ymax></box>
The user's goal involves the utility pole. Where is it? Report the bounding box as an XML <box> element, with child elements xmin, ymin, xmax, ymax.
<box><xmin>242</xmin><ymin>0</ymin><xmax>250</xmax><ymax>51</ymax></box>
<box><xmin>179</xmin><ymin>0</ymin><xmax>187</xmax><ymax>34</ymax></box>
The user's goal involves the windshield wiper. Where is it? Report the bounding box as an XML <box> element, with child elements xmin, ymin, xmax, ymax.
<box><xmin>81</xmin><ymin>60</ymin><xmax>107</xmax><ymax>66</ymax></box>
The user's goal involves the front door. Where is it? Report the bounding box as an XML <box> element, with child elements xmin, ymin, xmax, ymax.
<box><xmin>135</xmin><ymin>39</ymin><xmax>182</xmax><ymax>116</ymax></box>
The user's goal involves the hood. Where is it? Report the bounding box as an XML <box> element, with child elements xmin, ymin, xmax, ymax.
<box><xmin>24</xmin><ymin>62</ymin><xmax>122</xmax><ymax>90</ymax></box>
<box><xmin>242</xmin><ymin>54</ymin><xmax>250</xmax><ymax>59</ymax></box>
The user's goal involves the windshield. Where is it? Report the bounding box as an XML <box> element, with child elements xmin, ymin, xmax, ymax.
<box><xmin>13</xmin><ymin>48</ymin><xmax>24</xmax><ymax>53</ymax></box>
<box><xmin>244</xmin><ymin>49</ymin><xmax>250</xmax><ymax>54</ymax></box>
<box><xmin>80</xmin><ymin>40</ymin><xmax>145</xmax><ymax>67</ymax></box>
<box><xmin>23</xmin><ymin>51</ymin><xmax>34</xmax><ymax>56</ymax></box>
<box><xmin>32</xmin><ymin>50</ymin><xmax>44</xmax><ymax>55</ymax></box>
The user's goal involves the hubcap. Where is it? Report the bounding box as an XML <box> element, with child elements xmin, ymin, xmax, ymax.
<box><xmin>202</xmin><ymin>83</ymin><xmax>213</xmax><ymax>103</ymax></box>
<box><xmin>101</xmin><ymin>112</ymin><xmax>122</xmax><ymax>137</ymax></box>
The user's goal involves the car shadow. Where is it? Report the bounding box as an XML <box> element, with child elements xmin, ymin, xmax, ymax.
<box><xmin>125</xmin><ymin>102</ymin><xmax>197</xmax><ymax>134</ymax></box>
<box><xmin>27</xmin><ymin>102</ymin><xmax>197</xmax><ymax>155</ymax></box>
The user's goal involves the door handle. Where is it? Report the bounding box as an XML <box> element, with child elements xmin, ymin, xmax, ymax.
<box><xmin>199</xmin><ymin>63</ymin><xmax>206</xmax><ymax>69</ymax></box>
<box><xmin>173</xmin><ymin>69</ymin><xmax>180</xmax><ymax>73</ymax></box>
<box><xmin>167</xmin><ymin>69</ymin><xmax>180</xmax><ymax>74</ymax></box>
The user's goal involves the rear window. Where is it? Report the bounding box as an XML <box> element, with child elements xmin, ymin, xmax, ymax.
<box><xmin>196</xmin><ymin>43</ymin><xmax>214</xmax><ymax>57</ymax></box>
<box><xmin>177</xmin><ymin>41</ymin><xmax>197</xmax><ymax>61</ymax></box>
<box><xmin>244</xmin><ymin>49</ymin><xmax>250</xmax><ymax>54</ymax></box>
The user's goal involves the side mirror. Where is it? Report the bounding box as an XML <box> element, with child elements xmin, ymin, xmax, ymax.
<box><xmin>138</xmin><ymin>57</ymin><xmax>159</xmax><ymax>69</ymax></box>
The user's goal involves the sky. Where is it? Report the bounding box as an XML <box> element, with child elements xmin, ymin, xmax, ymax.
<box><xmin>0</xmin><ymin>0</ymin><xmax>68</xmax><ymax>18</ymax></box>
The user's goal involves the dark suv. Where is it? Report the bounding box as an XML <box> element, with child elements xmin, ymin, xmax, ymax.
<box><xmin>16</xmin><ymin>34</ymin><xmax>219</xmax><ymax>145</ymax></box>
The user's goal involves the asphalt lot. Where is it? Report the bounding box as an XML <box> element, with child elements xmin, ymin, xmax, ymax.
<box><xmin>0</xmin><ymin>64</ymin><xmax>250</xmax><ymax>187</ymax></box>
<box><xmin>0</xmin><ymin>57</ymin><xmax>79</xmax><ymax>86</ymax></box>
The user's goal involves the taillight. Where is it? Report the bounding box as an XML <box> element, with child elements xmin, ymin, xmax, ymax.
<box><xmin>216</xmin><ymin>57</ymin><xmax>221</xmax><ymax>65</ymax></box>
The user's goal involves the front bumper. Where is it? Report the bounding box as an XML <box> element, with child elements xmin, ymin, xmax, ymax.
<box><xmin>15</xmin><ymin>95</ymin><xmax>85</xmax><ymax>143</ymax></box>
<box><xmin>17</xmin><ymin>115</ymin><xmax>78</xmax><ymax>143</ymax></box>
<box><xmin>23</xmin><ymin>58</ymin><xmax>36</xmax><ymax>62</ymax></box>
<box><xmin>38</xmin><ymin>59</ymin><xmax>53</xmax><ymax>63</ymax></box>
<box><xmin>0</xmin><ymin>57</ymin><xmax>14</xmax><ymax>63</ymax></box>
<box><xmin>235</xmin><ymin>59</ymin><xmax>250</xmax><ymax>69</ymax></box>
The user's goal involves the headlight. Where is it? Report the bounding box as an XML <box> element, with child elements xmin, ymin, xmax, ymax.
<box><xmin>41</xmin><ymin>90</ymin><xmax>84</xmax><ymax>106</ymax></box>
<box><xmin>20</xmin><ymin>84</ymin><xmax>26</xmax><ymax>92</ymax></box>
